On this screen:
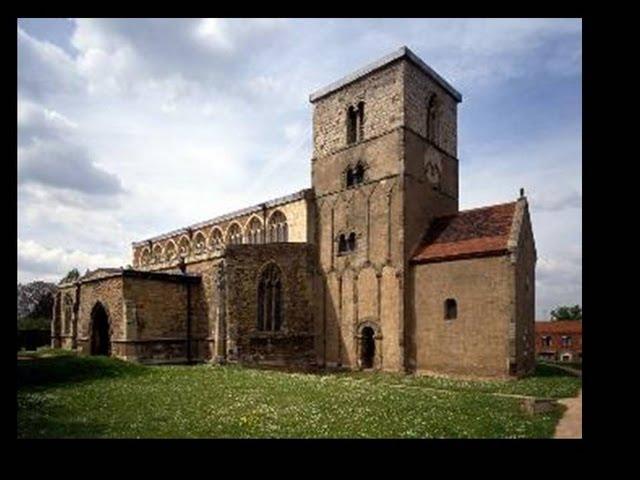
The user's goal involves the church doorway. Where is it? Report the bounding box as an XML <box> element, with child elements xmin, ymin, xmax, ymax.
<box><xmin>90</xmin><ymin>302</ymin><xmax>111</xmax><ymax>356</ymax></box>
<box><xmin>360</xmin><ymin>326</ymin><xmax>375</xmax><ymax>369</ymax></box>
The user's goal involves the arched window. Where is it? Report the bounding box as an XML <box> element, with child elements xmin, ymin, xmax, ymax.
<box><xmin>347</xmin><ymin>105</ymin><xmax>358</xmax><ymax>144</ymax></box>
<box><xmin>152</xmin><ymin>244</ymin><xmax>163</xmax><ymax>264</ymax></box>
<box><xmin>140</xmin><ymin>248</ymin><xmax>151</xmax><ymax>266</ymax></box>
<box><xmin>357</xmin><ymin>101</ymin><xmax>365</xmax><ymax>141</ymax></box>
<box><xmin>209</xmin><ymin>228</ymin><xmax>224</xmax><ymax>249</ymax></box>
<box><xmin>63</xmin><ymin>294</ymin><xmax>73</xmax><ymax>334</ymax></box>
<box><xmin>227</xmin><ymin>223</ymin><xmax>243</xmax><ymax>245</ymax></box>
<box><xmin>193</xmin><ymin>232</ymin><xmax>207</xmax><ymax>255</ymax></box>
<box><xmin>338</xmin><ymin>232</ymin><xmax>357</xmax><ymax>255</ymax></box>
<box><xmin>257</xmin><ymin>263</ymin><xmax>283</xmax><ymax>332</ymax></box>
<box><xmin>444</xmin><ymin>298</ymin><xmax>457</xmax><ymax>320</ymax></box>
<box><xmin>426</xmin><ymin>94</ymin><xmax>439</xmax><ymax>143</ymax></box>
<box><xmin>346</xmin><ymin>103</ymin><xmax>365</xmax><ymax>145</ymax></box>
<box><xmin>345</xmin><ymin>163</ymin><xmax>365</xmax><ymax>188</ymax></box>
<box><xmin>268</xmin><ymin>211</ymin><xmax>288</xmax><ymax>242</ymax></box>
<box><xmin>353</xmin><ymin>163</ymin><xmax>365</xmax><ymax>185</ymax></box>
<box><xmin>338</xmin><ymin>234</ymin><xmax>347</xmax><ymax>254</ymax></box>
<box><xmin>178</xmin><ymin>236</ymin><xmax>191</xmax><ymax>257</ymax></box>
<box><xmin>165</xmin><ymin>241</ymin><xmax>177</xmax><ymax>262</ymax></box>
<box><xmin>346</xmin><ymin>168</ymin><xmax>355</xmax><ymax>188</ymax></box>
<box><xmin>246</xmin><ymin>217</ymin><xmax>263</xmax><ymax>245</ymax></box>
<box><xmin>347</xmin><ymin>232</ymin><xmax>357</xmax><ymax>252</ymax></box>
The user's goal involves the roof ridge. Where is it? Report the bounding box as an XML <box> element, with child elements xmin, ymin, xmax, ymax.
<box><xmin>456</xmin><ymin>200</ymin><xmax>517</xmax><ymax>215</ymax></box>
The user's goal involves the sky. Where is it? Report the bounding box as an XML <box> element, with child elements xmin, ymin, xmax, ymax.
<box><xmin>17</xmin><ymin>18</ymin><xmax>582</xmax><ymax>319</ymax></box>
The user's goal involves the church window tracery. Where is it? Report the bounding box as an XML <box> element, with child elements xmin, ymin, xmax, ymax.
<box><xmin>257</xmin><ymin>263</ymin><xmax>283</xmax><ymax>332</ymax></box>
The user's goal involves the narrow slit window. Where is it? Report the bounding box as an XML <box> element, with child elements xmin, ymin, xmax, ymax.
<box><xmin>347</xmin><ymin>106</ymin><xmax>357</xmax><ymax>144</ymax></box>
<box><xmin>444</xmin><ymin>298</ymin><xmax>457</xmax><ymax>320</ymax></box>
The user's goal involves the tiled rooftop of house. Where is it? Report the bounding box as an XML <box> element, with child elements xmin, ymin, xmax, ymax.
<box><xmin>411</xmin><ymin>202</ymin><xmax>516</xmax><ymax>264</ymax></box>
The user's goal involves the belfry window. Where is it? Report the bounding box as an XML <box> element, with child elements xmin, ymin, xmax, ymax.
<box><xmin>347</xmin><ymin>106</ymin><xmax>358</xmax><ymax>144</ymax></box>
<box><xmin>345</xmin><ymin>163</ymin><xmax>365</xmax><ymax>188</ymax></box>
<box><xmin>257</xmin><ymin>263</ymin><xmax>283</xmax><ymax>332</ymax></box>
<box><xmin>346</xmin><ymin>102</ymin><xmax>364</xmax><ymax>145</ymax></box>
<box><xmin>357</xmin><ymin>101</ymin><xmax>365</xmax><ymax>141</ymax></box>
<box><xmin>338</xmin><ymin>234</ymin><xmax>347</xmax><ymax>254</ymax></box>
<box><xmin>338</xmin><ymin>232</ymin><xmax>357</xmax><ymax>255</ymax></box>
<box><xmin>444</xmin><ymin>298</ymin><xmax>457</xmax><ymax>320</ymax></box>
<box><xmin>347</xmin><ymin>232</ymin><xmax>356</xmax><ymax>251</ymax></box>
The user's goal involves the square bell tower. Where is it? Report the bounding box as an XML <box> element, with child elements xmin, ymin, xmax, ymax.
<box><xmin>308</xmin><ymin>46</ymin><xmax>463</xmax><ymax>371</ymax></box>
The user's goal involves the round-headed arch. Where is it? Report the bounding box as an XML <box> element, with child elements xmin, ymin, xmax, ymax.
<box><xmin>152</xmin><ymin>244</ymin><xmax>164</xmax><ymax>264</ymax></box>
<box><xmin>245</xmin><ymin>215</ymin><xmax>264</xmax><ymax>244</ymax></box>
<box><xmin>178</xmin><ymin>234</ymin><xmax>191</xmax><ymax>257</ymax></box>
<box><xmin>226</xmin><ymin>222</ymin><xmax>243</xmax><ymax>245</ymax></box>
<box><xmin>209</xmin><ymin>226</ymin><xmax>224</xmax><ymax>249</ymax></box>
<box><xmin>193</xmin><ymin>231</ymin><xmax>207</xmax><ymax>255</ymax></box>
<box><xmin>164</xmin><ymin>239</ymin><xmax>178</xmax><ymax>262</ymax></box>
<box><xmin>267</xmin><ymin>210</ymin><xmax>288</xmax><ymax>243</ymax></box>
<box><xmin>140</xmin><ymin>247</ymin><xmax>151</xmax><ymax>266</ymax></box>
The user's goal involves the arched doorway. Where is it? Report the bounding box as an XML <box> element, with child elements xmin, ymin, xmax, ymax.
<box><xmin>360</xmin><ymin>326</ymin><xmax>375</xmax><ymax>369</ymax></box>
<box><xmin>90</xmin><ymin>302</ymin><xmax>111</xmax><ymax>356</ymax></box>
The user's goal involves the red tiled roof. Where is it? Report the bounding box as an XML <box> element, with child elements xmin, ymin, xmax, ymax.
<box><xmin>535</xmin><ymin>321</ymin><xmax>582</xmax><ymax>334</ymax></box>
<box><xmin>411</xmin><ymin>202</ymin><xmax>516</xmax><ymax>264</ymax></box>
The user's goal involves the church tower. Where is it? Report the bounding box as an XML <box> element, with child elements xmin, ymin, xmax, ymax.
<box><xmin>309</xmin><ymin>47</ymin><xmax>462</xmax><ymax>371</ymax></box>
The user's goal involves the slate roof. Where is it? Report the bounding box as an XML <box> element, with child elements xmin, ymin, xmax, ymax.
<box><xmin>411</xmin><ymin>202</ymin><xmax>517</xmax><ymax>264</ymax></box>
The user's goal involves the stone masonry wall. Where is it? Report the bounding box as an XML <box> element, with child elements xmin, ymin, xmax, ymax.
<box><xmin>75</xmin><ymin>277</ymin><xmax>124</xmax><ymax>356</ymax></box>
<box><xmin>312</xmin><ymin>60</ymin><xmax>404</xmax><ymax>160</ymax></box>
<box><xmin>224</xmin><ymin>243</ymin><xmax>315</xmax><ymax>366</ymax></box>
<box><xmin>410</xmin><ymin>255</ymin><xmax>512</xmax><ymax>378</ymax></box>
<box><xmin>513</xmin><ymin>203</ymin><xmax>536</xmax><ymax>376</ymax></box>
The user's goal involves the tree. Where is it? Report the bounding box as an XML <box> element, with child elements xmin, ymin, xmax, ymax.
<box><xmin>59</xmin><ymin>268</ymin><xmax>80</xmax><ymax>284</ymax></box>
<box><xmin>550</xmin><ymin>305</ymin><xmax>582</xmax><ymax>321</ymax></box>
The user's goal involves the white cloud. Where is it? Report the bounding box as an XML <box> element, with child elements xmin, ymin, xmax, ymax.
<box><xmin>17</xmin><ymin>27</ymin><xmax>83</xmax><ymax>100</ymax></box>
<box><xmin>18</xmin><ymin>96</ymin><xmax>125</xmax><ymax>200</ymax></box>
<box><xmin>18</xmin><ymin>238</ymin><xmax>127</xmax><ymax>283</ymax></box>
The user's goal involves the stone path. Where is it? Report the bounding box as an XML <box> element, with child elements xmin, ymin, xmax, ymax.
<box><xmin>554</xmin><ymin>389</ymin><xmax>582</xmax><ymax>439</ymax></box>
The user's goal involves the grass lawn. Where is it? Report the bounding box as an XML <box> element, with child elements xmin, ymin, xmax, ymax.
<box><xmin>17</xmin><ymin>350</ymin><xmax>580</xmax><ymax>439</ymax></box>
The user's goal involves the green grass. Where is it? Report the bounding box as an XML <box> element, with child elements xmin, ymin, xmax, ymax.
<box><xmin>337</xmin><ymin>363</ymin><xmax>582</xmax><ymax>399</ymax></box>
<box><xmin>17</xmin><ymin>351</ymin><xmax>578</xmax><ymax>439</ymax></box>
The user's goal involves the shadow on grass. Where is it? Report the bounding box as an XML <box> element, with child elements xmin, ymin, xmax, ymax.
<box><xmin>532</xmin><ymin>363</ymin><xmax>579</xmax><ymax>378</ymax></box>
<box><xmin>17</xmin><ymin>354</ymin><xmax>148</xmax><ymax>390</ymax></box>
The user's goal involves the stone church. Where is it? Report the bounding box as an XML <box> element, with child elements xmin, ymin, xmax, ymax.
<box><xmin>52</xmin><ymin>47</ymin><xmax>536</xmax><ymax>378</ymax></box>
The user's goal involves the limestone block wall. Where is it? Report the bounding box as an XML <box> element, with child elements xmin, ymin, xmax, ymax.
<box><xmin>410</xmin><ymin>255</ymin><xmax>513</xmax><ymax>378</ymax></box>
<box><xmin>403</xmin><ymin>60</ymin><xmax>458</xmax><ymax>158</ymax></box>
<box><xmin>312</xmin><ymin>60</ymin><xmax>404</xmax><ymax>159</ymax></box>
